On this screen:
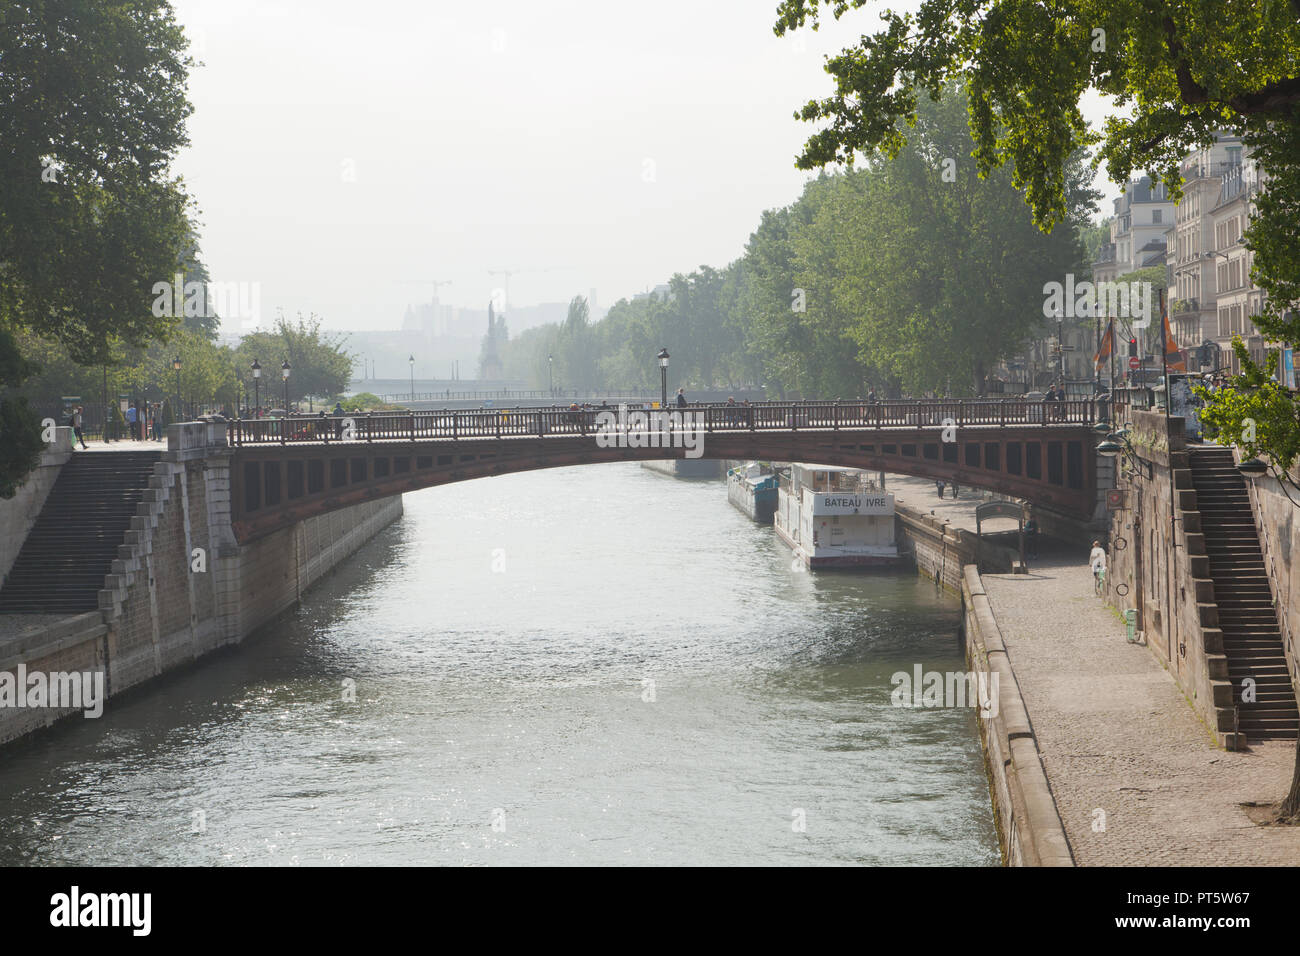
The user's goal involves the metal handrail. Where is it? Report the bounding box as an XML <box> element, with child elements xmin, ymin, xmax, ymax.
<box><xmin>226</xmin><ymin>399</ymin><xmax>1098</xmax><ymax>446</ymax></box>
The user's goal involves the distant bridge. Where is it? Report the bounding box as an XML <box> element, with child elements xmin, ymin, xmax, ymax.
<box><xmin>224</xmin><ymin>399</ymin><xmax>1104</xmax><ymax>542</ymax></box>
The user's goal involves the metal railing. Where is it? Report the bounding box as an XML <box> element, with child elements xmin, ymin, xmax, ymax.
<box><xmin>226</xmin><ymin>399</ymin><xmax>1098</xmax><ymax>446</ymax></box>
<box><xmin>375</xmin><ymin>388</ymin><xmax>660</xmax><ymax>404</ymax></box>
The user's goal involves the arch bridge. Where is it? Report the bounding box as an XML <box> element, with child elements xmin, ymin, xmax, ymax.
<box><xmin>224</xmin><ymin>399</ymin><xmax>1104</xmax><ymax>542</ymax></box>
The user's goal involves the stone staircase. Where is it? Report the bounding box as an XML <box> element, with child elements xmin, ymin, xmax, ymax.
<box><xmin>1189</xmin><ymin>446</ymin><xmax>1299</xmax><ymax>740</ymax></box>
<box><xmin>0</xmin><ymin>452</ymin><xmax>162</xmax><ymax>615</ymax></box>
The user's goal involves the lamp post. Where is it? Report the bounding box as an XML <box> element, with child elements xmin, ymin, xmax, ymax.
<box><xmin>172</xmin><ymin>356</ymin><xmax>182</xmax><ymax>421</ymax></box>
<box><xmin>1096</xmin><ymin>426</ymin><xmax>1154</xmax><ymax>480</ymax></box>
<box><xmin>548</xmin><ymin>354</ymin><xmax>554</xmax><ymax>396</ymax></box>
<box><xmin>409</xmin><ymin>354</ymin><xmax>415</xmax><ymax>403</ymax></box>
<box><xmin>657</xmin><ymin>347</ymin><xmax>670</xmax><ymax>408</ymax></box>
<box><xmin>251</xmin><ymin>358</ymin><xmax>261</xmax><ymax>418</ymax></box>
<box><xmin>281</xmin><ymin>359</ymin><xmax>291</xmax><ymax>414</ymax></box>
<box><xmin>1054</xmin><ymin>305</ymin><xmax>1065</xmax><ymax>384</ymax></box>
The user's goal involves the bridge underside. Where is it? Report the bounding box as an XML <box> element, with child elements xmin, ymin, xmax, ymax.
<box><xmin>230</xmin><ymin>425</ymin><xmax>1097</xmax><ymax>542</ymax></box>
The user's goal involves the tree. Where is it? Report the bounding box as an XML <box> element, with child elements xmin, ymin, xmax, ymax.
<box><xmin>772</xmin><ymin>0</ymin><xmax>1299</xmax><ymax>348</ymax></box>
<box><xmin>1081</xmin><ymin>219</ymin><xmax>1113</xmax><ymax>267</ymax></box>
<box><xmin>833</xmin><ymin>90</ymin><xmax>1092</xmax><ymax>395</ymax></box>
<box><xmin>775</xmin><ymin>0</ymin><xmax>1300</xmax><ymax>819</ymax></box>
<box><xmin>0</xmin><ymin>0</ymin><xmax>197</xmax><ymax>364</ymax></box>
<box><xmin>0</xmin><ymin>0</ymin><xmax>197</xmax><ymax>491</ymax></box>
<box><xmin>235</xmin><ymin>314</ymin><xmax>352</xmax><ymax>407</ymax></box>
<box><xmin>0</xmin><ymin>324</ymin><xmax>43</xmax><ymax>498</ymax></box>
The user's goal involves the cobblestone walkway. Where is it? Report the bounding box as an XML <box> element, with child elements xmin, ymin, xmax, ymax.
<box><xmin>887</xmin><ymin>472</ymin><xmax>1300</xmax><ymax>865</ymax></box>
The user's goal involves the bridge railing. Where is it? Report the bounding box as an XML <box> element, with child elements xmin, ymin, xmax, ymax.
<box><xmin>226</xmin><ymin>399</ymin><xmax>1096</xmax><ymax>446</ymax></box>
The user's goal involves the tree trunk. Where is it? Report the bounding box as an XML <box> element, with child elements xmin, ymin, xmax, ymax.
<box><xmin>1280</xmin><ymin>734</ymin><xmax>1300</xmax><ymax>821</ymax></box>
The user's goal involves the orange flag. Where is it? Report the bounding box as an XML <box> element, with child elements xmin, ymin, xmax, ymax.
<box><xmin>1160</xmin><ymin>310</ymin><xmax>1186</xmax><ymax>372</ymax></box>
<box><xmin>1094</xmin><ymin>317</ymin><xmax>1115</xmax><ymax>371</ymax></box>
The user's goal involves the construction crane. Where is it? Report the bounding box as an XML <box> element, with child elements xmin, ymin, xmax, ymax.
<box><xmin>486</xmin><ymin>269</ymin><xmax>522</xmax><ymax>310</ymax></box>
<box><xmin>397</xmin><ymin>279</ymin><xmax>453</xmax><ymax>298</ymax></box>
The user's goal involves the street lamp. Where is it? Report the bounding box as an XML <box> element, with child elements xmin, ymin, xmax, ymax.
<box><xmin>281</xmin><ymin>359</ymin><xmax>291</xmax><ymax>414</ymax></box>
<box><xmin>251</xmin><ymin>358</ymin><xmax>261</xmax><ymax>418</ymax></box>
<box><xmin>1097</xmin><ymin>427</ymin><xmax>1153</xmax><ymax>479</ymax></box>
<box><xmin>409</xmin><ymin>354</ymin><xmax>415</xmax><ymax>403</ymax></box>
<box><xmin>1238</xmin><ymin>456</ymin><xmax>1300</xmax><ymax>508</ymax></box>
<box><xmin>548</xmin><ymin>354</ymin><xmax>554</xmax><ymax>396</ymax></box>
<box><xmin>657</xmin><ymin>347</ymin><xmax>670</xmax><ymax>408</ymax></box>
<box><xmin>1238</xmin><ymin>457</ymin><xmax>1268</xmax><ymax>479</ymax></box>
<box><xmin>1054</xmin><ymin>305</ymin><xmax>1065</xmax><ymax>384</ymax></box>
<box><xmin>172</xmin><ymin>356</ymin><xmax>182</xmax><ymax>421</ymax></box>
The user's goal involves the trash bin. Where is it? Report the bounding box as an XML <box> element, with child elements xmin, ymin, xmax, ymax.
<box><xmin>1125</xmin><ymin>608</ymin><xmax>1137</xmax><ymax>643</ymax></box>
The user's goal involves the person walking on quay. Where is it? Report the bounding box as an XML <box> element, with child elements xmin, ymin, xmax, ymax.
<box><xmin>935</xmin><ymin>479</ymin><xmax>946</xmax><ymax>498</ymax></box>
<box><xmin>125</xmin><ymin>403</ymin><xmax>138</xmax><ymax>440</ymax></box>
<box><xmin>71</xmin><ymin>406</ymin><xmax>88</xmax><ymax>449</ymax></box>
<box><xmin>152</xmin><ymin>404</ymin><xmax>163</xmax><ymax>441</ymax></box>
<box><xmin>675</xmin><ymin>388</ymin><xmax>687</xmax><ymax>408</ymax></box>
<box><xmin>950</xmin><ymin>482</ymin><xmax>960</xmax><ymax>499</ymax></box>
<box><xmin>1090</xmin><ymin>540</ymin><xmax>1107</xmax><ymax>595</ymax></box>
<box><xmin>1025</xmin><ymin>514</ymin><xmax>1039</xmax><ymax>558</ymax></box>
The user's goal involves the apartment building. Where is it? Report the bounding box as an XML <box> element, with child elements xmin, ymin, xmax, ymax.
<box><xmin>1210</xmin><ymin>154</ymin><xmax>1267</xmax><ymax>373</ymax></box>
<box><xmin>1169</xmin><ymin>136</ymin><xmax>1242</xmax><ymax>358</ymax></box>
<box><xmin>1105</xmin><ymin>175</ymin><xmax>1175</xmax><ymax>276</ymax></box>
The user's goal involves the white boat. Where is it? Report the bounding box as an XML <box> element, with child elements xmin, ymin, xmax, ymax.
<box><xmin>774</xmin><ymin>465</ymin><xmax>899</xmax><ymax>569</ymax></box>
<box><xmin>727</xmin><ymin>462</ymin><xmax>778</xmax><ymax>523</ymax></box>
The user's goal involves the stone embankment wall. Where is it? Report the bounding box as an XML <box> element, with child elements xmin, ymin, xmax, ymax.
<box><xmin>1242</xmin><ymin>466</ymin><xmax>1300</xmax><ymax>696</ymax></box>
<box><xmin>0</xmin><ymin>429</ymin><xmax>73</xmax><ymax>585</ymax></box>
<box><xmin>961</xmin><ymin>566</ymin><xmax>1074</xmax><ymax>866</ymax></box>
<box><xmin>1101</xmin><ymin>409</ymin><xmax>1236</xmax><ymax>746</ymax></box>
<box><xmin>896</xmin><ymin>504</ymin><xmax>1019</xmax><ymax>591</ymax></box>
<box><xmin>0</xmin><ymin>423</ymin><xmax>402</xmax><ymax>747</ymax></box>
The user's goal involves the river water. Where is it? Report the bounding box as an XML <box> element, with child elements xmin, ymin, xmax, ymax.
<box><xmin>0</xmin><ymin>462</ymin><xmax>998</xmax><ymax>866</ymax></box>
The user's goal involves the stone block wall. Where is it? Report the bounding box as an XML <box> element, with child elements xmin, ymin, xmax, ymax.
<box><xmin>0</xmin><ymin>428</ymin><xmax>72</xmax><ymax>585</ymax></box>
<box><xmin>897</xmin><ymin>505</ymin><xmax>1019</xmax><ymax>592</ymax></box>
<box><xmin>1102</xmin><ymin>410</ymin><xmax>1236</xmax><ymax>745</ymax></box>
<box><xmin>1</xmin><ymin>422</ymin><xmax>403</xmax><ymax>748</ymax></box>
<box><xmin>961</xmin><ymin>566</ymin><xmax>1073</xmax><ymax>866</ymax></box>
<box><xmin>0</xmin><ymin>613</ymin><xmax>105</xmax><ymax>746</ymax></box>
<box><xmin>1242</xmin><ymin>470</ymin><xmax>1300</xmax><ymax>695</ymax></box>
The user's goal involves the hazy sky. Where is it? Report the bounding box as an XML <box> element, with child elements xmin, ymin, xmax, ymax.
<box><xmin>170</xmin><ymin>0</ymin><xmax>1122</xmax><ymax>333</ymax></box>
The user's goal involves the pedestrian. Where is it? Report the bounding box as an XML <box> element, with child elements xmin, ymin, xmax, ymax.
<box><xmin>675</xmin><ymin>388</ymin><xmax>687</xmax><ymax>408</ymax></box>
<box><xmin>950</xmin><ymin>482</ymin><xmax>960</xmax><ymax>499</ymax></box>
<box><xmin>936</xmin><ymin>479</ymin><xmax>946</xmax><ymax>498</ymax></box>
<box><xmin>867</xmin><ymin>388</ymin><xmax>877</xmax><ymax>403</ymax></box>
<box><xmin>72</xmin><ymin>405</ymin><xmax>88</xmax><ymax>449</ymax></box>
<box><xmin>152</xmin><ymin>405</ymin><xmax>163</xmax><ymax>441</ymax></box>
<box><xmin>125</xmin><ymin>403</ymin><xmax>138</xmax><ymax>440</ymax></box>
<box><xmin>333</xmin><ymin>401</ymin><xmax>344</xmax><ymax>416</ymax></box>
<box><xmin>1025</xmin><ymin>515</ymin><xmax>1039</xmax><ymax>558</ymax></box>
<box><xmin>1090</xmin><ymin>540</ymin><xmax>1107</xmax><ymax>594</ymax></box>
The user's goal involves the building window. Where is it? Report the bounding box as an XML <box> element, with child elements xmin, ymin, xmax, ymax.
<box><xmin>1152</xmin><ymin>209</ymin><xmax>1162</xmax><ymax>224</ymax></box>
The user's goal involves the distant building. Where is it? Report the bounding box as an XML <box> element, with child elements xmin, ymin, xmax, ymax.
<box><xmin>632</xmin><ymin>283</ymin><xmax>673</xmax><ymax>304</ymax></box>
<box><xmin>1108</xmin><ymin>175</ymin><xmax>1175</xmax><ymax>277</ymax></box>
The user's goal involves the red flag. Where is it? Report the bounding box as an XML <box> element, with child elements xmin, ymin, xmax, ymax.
<box><xmin>1094</xmin><ymin>317</ymin><xmax>1115</xmax><ymax>371</ymax></box>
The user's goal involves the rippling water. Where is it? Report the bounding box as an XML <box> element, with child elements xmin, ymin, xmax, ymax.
<box><xmin>0</xmin><ymin>462</ymin><xmax>998</xmax><ymax>865</ymax></box>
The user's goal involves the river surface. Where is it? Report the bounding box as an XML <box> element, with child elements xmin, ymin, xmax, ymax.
<box><xmin>0</xmin><ymin>462</ymin><xmax>998</xmax><ymax>866</ymax></box>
